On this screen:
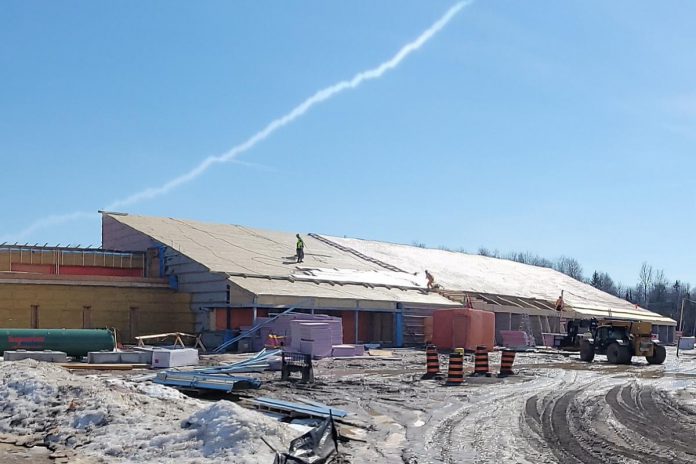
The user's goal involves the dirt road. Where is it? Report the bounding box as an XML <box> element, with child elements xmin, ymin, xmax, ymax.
<box><xmin>260</xmin><ymin>347</ymin><xmax>696</xmax><ymax>463</ymax></box>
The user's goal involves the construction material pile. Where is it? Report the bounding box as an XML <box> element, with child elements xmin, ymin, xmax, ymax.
<box><xmin>0</xmin><ymin>360</ymin><xmax>300</xmax><ymax>463</ymax></box>
<box><xmin>251</xmin><ymin>313</ymin><xmax>361</xmax><ymax>358</ymax></box>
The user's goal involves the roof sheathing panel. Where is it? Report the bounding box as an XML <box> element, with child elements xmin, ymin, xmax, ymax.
<box><xmin>322</xmin><ymin>235</ymin><xmax>676</xmax><ymax>326</ymax></box>
<box><xmin>107</xmin><ymin>215</ymin><xmax>389</xmax><ymax>276</ymax></box>
<box><xmin>106</xmin><ymin>214</ymin><xmax>457</xmax><ymax>307</ymax></box>
<box><xmin>227</xmin><ymin>276</ymin><xmax>457</xmax><ymax>307</ymax></box>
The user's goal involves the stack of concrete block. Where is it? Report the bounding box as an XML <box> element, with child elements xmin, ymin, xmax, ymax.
<box><xmin>87</xmin><ymin>351</ymin><xmax>151</xmax><ymax>364</ymax></box>
<box><xmin>4</xmin><ymin>350</ymin><xmax>67</xmax><ymax>363</ymax></box>
<box><xmin>151</xmin><ymin>348</ymin><xmax>199</xmax><ymax>368</ymax></box>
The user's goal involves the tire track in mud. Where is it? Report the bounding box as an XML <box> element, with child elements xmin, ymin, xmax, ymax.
<box><xmin>521</xmin><ymin>383</ymin><xmax>696</xmax><ymax>464</ymax></box>
<box><xmin>524</xmin><ymin>389</ymin><xmax>654</xmax><ymax>464</ymax></box>
<box><xmin>606</xmin><ymin>384</ymin><xmax>696</xmax><ymax>460</ymax></box>
<box><xmin>422</xmin><ymin>371</ymin><xmax>574</xmax><ymax>464</ymax></box>
<box><xmin>407</xmin><ymin>358</ymin><xmax>696</xmax><ymax>464</ymax></box>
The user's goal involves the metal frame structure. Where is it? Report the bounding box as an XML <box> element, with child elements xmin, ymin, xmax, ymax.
<box><xmin>0</xmin><ymin>244</ymin><xmax>146</xmax><ymax>276</ymax></box>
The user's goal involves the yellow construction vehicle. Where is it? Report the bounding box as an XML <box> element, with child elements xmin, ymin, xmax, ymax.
<box><xmin>579</xmin><ymin>319</ymin><xmax>666</xmax><ymax>365</ymax></box>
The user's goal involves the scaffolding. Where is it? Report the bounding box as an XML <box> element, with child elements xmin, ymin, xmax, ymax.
<box><xmin>0</xmin><ymin>244</ymin><xmax>145</xmax><ymax>276</ymax></box>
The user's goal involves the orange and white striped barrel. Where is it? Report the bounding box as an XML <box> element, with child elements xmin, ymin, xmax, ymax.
<box><xmin>471</xmin><ymin>345</ymin><xmax>490</xmax><ymax>377</ymax></box>
<box><xmin>498</xmin><ymin>350</ymin><xmax>516</xmax><ymax>377</ymax></box>
<box><xmin>445</xmin><ymin>352</ymin><xmax>464</xmax><ymax>385</ymax></box>
<box><xmin>423</xmin><ymin>344</ymin><xmax>440</xmax><ymax>378</ymax></box>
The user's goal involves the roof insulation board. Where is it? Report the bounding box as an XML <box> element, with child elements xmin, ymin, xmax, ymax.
<box><xmin>105</xmin><ymin>214</ymin><xmax>455</xmax><ymax>307</ymax></box>
<box><xmin>107</xmin><ymin>214</ymin><xmax>387</xmax><ymax>276</ymax></box>
<box><xmin>227</xmin><ymin>276</ymin><xmax>454</xmax><ymax>306</ymax></box>
<box><xmin>321</xmin><ymin>235</ymin><xmax>676</xmax><ymax>326</ymax></box>
<box><xmin>103</xmin><ymin>214</ymin><xmax>674</xmax><ymax>324</ymax></box>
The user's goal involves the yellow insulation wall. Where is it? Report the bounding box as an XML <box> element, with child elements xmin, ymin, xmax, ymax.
<box><xmin>0</xmin><ymin>283</ymin><xmax>194</xmax><ymax>342</ymax></box>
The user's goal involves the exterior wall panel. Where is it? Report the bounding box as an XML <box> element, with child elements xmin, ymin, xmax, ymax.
<box><xmin>102</xmin><ymin>215</ymin><xmax>157</xmax><ymax>251</ymax></box>
<box><xmin>0</xmin><ymin>283</ymin><xmax>194</xmax><ymax>342</ymax></box>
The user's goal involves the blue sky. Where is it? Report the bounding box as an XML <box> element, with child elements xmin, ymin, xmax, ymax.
<box><xmin>1</xmin><ymin>1</ymin><xmax>695</xmax><ymax>287</ymax></box>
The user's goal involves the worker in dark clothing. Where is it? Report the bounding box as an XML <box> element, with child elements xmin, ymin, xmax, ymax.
<box><xmin>555</xmin><ymin>290</ymin><xmax>565</xmax><ymax>311</ymax></box>
<box><xmin>589</xmin><ymin>317</ymin><xmax>598</xmax><ymax>333</ymax></box>
<box><xmin>296</xmin><ymin>234</ymin><xmax>305</xmax><ymax>263</ymax></box>
<box><xmin>425</xmin><ymin>270</ymin><xmax>435</xmax><ymax>289</ymax></box>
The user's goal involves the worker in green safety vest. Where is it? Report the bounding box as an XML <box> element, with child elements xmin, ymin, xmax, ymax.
<box><xmin>296</xmin><ymin>234</ymin><xmax>305</xmax><ymax>263</ymax></box>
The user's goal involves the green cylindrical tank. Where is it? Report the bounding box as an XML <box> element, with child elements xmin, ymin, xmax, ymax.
<box><xmin>0</xmin><ymin>329</ymin><xmax>116</xmax><ymax>357</ymax></box>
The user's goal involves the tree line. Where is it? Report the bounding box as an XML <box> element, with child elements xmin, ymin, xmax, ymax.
<box><xmin>413</xmin><ymin>240</ymin><xmax>692</xmax><ymax>330</ymax></box>
<box><xmin>476</xmin><ymin>247</ymin><xmax>694</xmax><ymax>333</ymax></box>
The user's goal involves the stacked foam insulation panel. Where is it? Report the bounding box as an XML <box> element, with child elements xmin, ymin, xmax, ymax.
<box><xmin>293</xmin><ymin>322</ymin><xmax>332</xmax><ymax>358</ymax></box>
<box><xmin>500</xmin><ymin>330</ymin><xmax>534</xmax><ymax>348</ymax></box>
<box><xmin>330</xmin><ymin>344</ymin><xmax>366</xmax><ymax>357</ymax></box>
<box><xmin>253</xmin><ymin>314</ymin><xmax>343</xmax><ymax>351</ymax></box>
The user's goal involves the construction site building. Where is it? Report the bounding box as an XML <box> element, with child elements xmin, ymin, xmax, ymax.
<box><xmin>100</xmin><ymin>213</ymin><xmax>676</xmax><ymax>347</ymax></box>
<box><xmin>0</xmin><ymin>244</ymin><xmax>193</xmax><ymax>341</ymax></box>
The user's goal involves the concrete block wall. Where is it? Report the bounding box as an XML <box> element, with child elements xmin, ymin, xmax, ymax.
<box><xmin>0</xmin><ymin>283</ymin><xmax>195</xmax><ymax>343</ymax></box>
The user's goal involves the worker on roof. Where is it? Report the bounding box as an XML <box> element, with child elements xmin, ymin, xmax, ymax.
<box><xmin>296</xmin><ymin>234</ymin><xmax>305</xmax><ymax>263</ymax></box>
<box><xmin>425</xmin><ymin>270</ymin><xmax>436</xmax><ymax>289</ymax></box>
<box><xmin>555</xmin><ymin>290</ymin><xmax>565</xmax><ymax>311</ymax></box>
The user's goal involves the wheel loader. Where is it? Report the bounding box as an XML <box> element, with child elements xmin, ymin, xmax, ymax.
<box><xmin>579</xmin><ymin>319</ymin><xmax>666</xmax><ymax>365</ymax></box>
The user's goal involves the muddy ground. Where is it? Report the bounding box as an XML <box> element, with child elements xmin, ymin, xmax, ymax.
<box><xmin>249</xmin><ymin>347</ymin><xmax>696</xmax><ymax>463</ymax></box>
<box><xmin>3</xmin><ymin>347</ymin><xmax>696</xmax><ymax>463</ymax></box>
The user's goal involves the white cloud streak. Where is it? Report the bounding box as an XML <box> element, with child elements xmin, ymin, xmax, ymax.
<box><xmin>7</xmin><ymin>1</ymin><xmax>471</xmax><ymax>241</ymax></box>
<box><xmin>106</xmin><ymin>1</ymin><xmax>469</xmax><ymax>210</ymax></box>
<box><xmin>1</xmin><ymin>211</ymin><xmax>94</xmax><ymax>244</ymax></box>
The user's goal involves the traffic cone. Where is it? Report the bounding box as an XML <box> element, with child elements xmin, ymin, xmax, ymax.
<box><xmin>471</xmin><ymin>345</ymin><xmax>491</xmax><ymax>377</ymax></box>
<box><xmin>498</xmin><ymin>350</ymin><xmax>516</xmax><ymax>377</ymax></box>
<box><xmin>422</xmin><ymin>344</ymin><xmax>440</xmax><ymax>379</ymax></box>
<box><xmin>445</xmin><ymin>352</ymin><xmax>464</xmax><ymax>385</ymax></box>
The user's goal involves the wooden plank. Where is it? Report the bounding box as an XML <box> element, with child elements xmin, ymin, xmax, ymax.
<box><xmin>136</xmin><ymin>332</ymin><xmax>197</xmax><ymax>340</ymax></box>
<box><xmin>367</xmin><ymin>349</ymin><xmax>394</xmax><ymax>357</ymax></box>
<box><xmin>60</xmin><ymin>363</ymin><xmax>149</xmax><ymax>370</ymax></box>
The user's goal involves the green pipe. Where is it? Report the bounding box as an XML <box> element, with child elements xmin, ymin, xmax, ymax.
<box><xmin>0</xmin><ymin>329</ymin><xmax>116</xmax><ymax>357</ymax></box>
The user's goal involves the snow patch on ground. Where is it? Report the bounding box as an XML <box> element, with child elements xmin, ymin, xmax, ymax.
<box><xmin>0</xmin><ymin>360</ymin><xmax>299</xmax><ymax>463</ymax></box>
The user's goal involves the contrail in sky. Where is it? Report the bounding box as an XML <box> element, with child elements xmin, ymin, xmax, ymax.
<box><xmin>6</xmin><ymin>1</ymin><xmax>470</xmax><ymax>241</ymax></box>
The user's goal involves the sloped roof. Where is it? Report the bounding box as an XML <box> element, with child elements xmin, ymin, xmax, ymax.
<box><xmin>321</xmin><ymin>235</ymin><xmax>676</xmax><ymax>326</ymax></box>
<box><xmin>227</xmin><ymin>276</ymin><xmax>452</xmax><ymax>305</ymax></box>
<box><xmin>105</xmin><ymin>214</ymin><xmax>455</xmax><ymax>307</ymax></box>
<box><xmin>104</xmin><ymin>213</ymin><xmax>675</xmax><ymax>324</ymax></box>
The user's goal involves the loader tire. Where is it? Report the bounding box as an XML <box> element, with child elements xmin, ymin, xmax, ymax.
<box><xmin>580</xmin><ymin>341</ymin><xmax>595</xmax><ymax>362</ymax></box>
<box><xmin>607</xmin><ymin>343</ymin><xmax>623</xmax><ymax>364</ymax></box>
<box><xmin>646</xmin><ymin>344</ymin><xmax>667</xmax><ymax>365</ymax></box>
<box><xmin>618</xmin><ymin>345</ymin><xmax>632</xmax><ymax>365</ymax></box>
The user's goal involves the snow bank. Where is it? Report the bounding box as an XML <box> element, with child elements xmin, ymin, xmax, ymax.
<box><xmin>0</xmin><ymin>360</ymin><xmax>298</xmax><ymax>463</ymax></box>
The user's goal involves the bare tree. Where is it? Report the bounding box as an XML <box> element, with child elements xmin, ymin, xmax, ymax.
<box><xmin>648</xmin><ymin>268</ymin><xmax>669</xmax><ymax>305</ymax></box>
<box><xmin>478</xmin><ymin>247</ymin><xmax>500</xmax><ymax>258</ymax></box>
<box><xmin>638</xmin><ymin>262</ymin><xmax>654</xmax><ymax>307</ymax></box>
<box><xmin>506</xmin><ymin>251</ymin><xmax>553</xmax><ymax>268</ymax></box>
<box><xmin>554</xmin><ymin>256</ymin><xmax>584</xmax><ymax>281</ymax></box>
<box><xmin>590</xmin><ymin>270</ymin><xmax>617</xmax><ymax>295</ymax></box>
